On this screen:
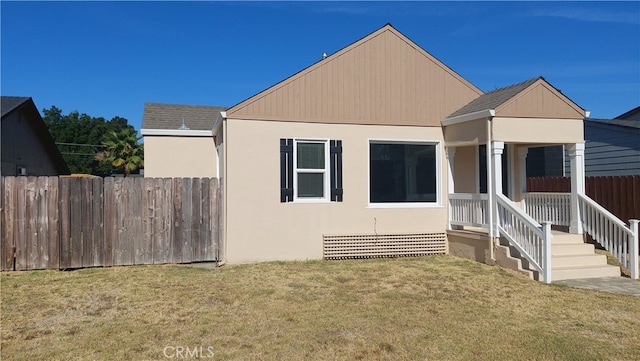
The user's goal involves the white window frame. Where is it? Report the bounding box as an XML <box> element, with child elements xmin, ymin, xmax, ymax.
<box><xmin>367</xmin><ymin>139</ymin><xmax>442</xmax><ymax>208</ymax></box>
<box><xmin>293</xmin><ymin>138</ymin><xmax>330</xmax><ymax>203</ymax></box>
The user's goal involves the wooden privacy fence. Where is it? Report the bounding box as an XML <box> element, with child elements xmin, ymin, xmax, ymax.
<box><xmin>527</xmin><ymin>175</ymin><xmax>640</xmax><ymax>224</ymax></box>
<box><xmin>1</xmin><ymin>177</ymin><xmax>221</xmax><ymax>271</ymax></box>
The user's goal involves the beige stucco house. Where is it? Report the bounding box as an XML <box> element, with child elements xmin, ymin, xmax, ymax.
<box><xmin>147</xmin><ymin>24</ymin><xmax>639</xmax><ymax>282</ymax></box>
<box><xmin>141</xmin><ymin>103</ymin><xmax>227</xmax><ymax>178</ymax></box>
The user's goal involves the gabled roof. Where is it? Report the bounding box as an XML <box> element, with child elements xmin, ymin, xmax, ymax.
<box><xmin>1</xmin><ymin>96</ymin><xmax>31</xmax><ymax>118</ymax></box>
<box><xmin>1</xmin><ymin>96</ymin><xmax>70</xmax><ymax>175</ymax></box>
<box><xmin>615</xmin><ymin>106</ymin><xmax>640</xmax><ymax>121</ymax></box>
<box><xmin>445</xmin><ymin>76</ymin><xmax>585</xmax><ymax>121</ymax></box>
<box><xmin>141</xmin><ymin>103</ymin><xmax>227</xmax><ymax>131</ymax></box>
<box><xmin>448</xmin><ymin>77</ymin><xmax>541</xmax><ymax>118</ymax></box>
<box><xmin>225</xmin><ymin>23</ymin><xmax>483</xmax><ymax>127</ymax></box>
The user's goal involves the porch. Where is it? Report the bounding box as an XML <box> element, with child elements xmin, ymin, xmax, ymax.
<box><xmin>447</xmin><ymin>191</ymin><xmax>638</xmax><ymax>282</ymax></box>
<box><xmin>441</xmin><ymin>77</ymin><xmax>639</xmax><ymax>283</ymax></box>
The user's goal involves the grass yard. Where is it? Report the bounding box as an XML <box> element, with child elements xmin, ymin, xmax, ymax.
<box><xmin>2</xmin><ymin>255</ymin><xmax>640</xmax><ymax>361</ymax></box>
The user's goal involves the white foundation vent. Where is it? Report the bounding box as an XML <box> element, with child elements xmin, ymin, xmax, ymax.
<box><xmin>323</xmin><ymin>232</ymin><xmax>447</xmax><ymax>260</ymax></box>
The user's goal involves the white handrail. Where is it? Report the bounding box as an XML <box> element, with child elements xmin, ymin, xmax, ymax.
<box><xmin>522</xmin><ymin>192</ymin><xmax>571</xmax><ymax>226</ymax></box>
<box><xmin>448</xmin><ymin>193</ymin><xmax>489</xmax><ymax>228</ymax></box>
<box><xmin>579</xmin><ymin>194</ymin><xmax>639</xmax><ymax>279</ymax></box>
<box><xmin>497</xmin><ymin>193</ymin><xmax>552</xmax><ymax>283</ymax></box>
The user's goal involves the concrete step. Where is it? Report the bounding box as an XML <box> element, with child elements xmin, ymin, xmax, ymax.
<box><xmin>552</xmin><ymin>254</ymin><xmax>608</xmax><ymax>268</ymax></box>
<box><xmin>551</xmin><ymin>243</ymin><xmax>597</xmax><ymax>256</ymax></box>
<box><xmin>552</xmin><ymin>264</ymin><xmax>621</xmax><ymax>281</ymax></box>
<box><xmin>551</xmin><ymin>233</ymin><xmax>585</xmax><ymax>245</ymax></box>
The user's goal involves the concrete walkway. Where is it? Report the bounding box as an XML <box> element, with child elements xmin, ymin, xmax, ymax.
<box><xmin>554</xmin><ymin>277</ymin><xmax>640</xmax><ymax>297</ymax></box>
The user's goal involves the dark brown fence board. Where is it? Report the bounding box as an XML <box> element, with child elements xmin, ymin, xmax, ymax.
<box><xmin>182</xmin><ymin>178</ymin><xmax>193</xmax><ymax>263</ymax></box>
<box><xmin>103</xmin><ymin>177</ymin><xmax>115</xmax><ymax>267</ymax></box>
<box><xmin>172</xmin><ymin>179</ymin><xmax>183</xmax><ymax>263</ymax></box>
<box><xmin>91</xmin><ymin>177</ymin><xmax>104</xmax><ymax>267</ymax></box>
<box><xmin>0</xmin><ymin>176</ymin><xmax>10</xmax><ymax>271</ymax></box>
<box><xmin>1</xmin><ymin>177</ymin><xmax>16</xmax><ymax>271</ymax></box>
<box><xmin>191</xmin><ymin>178</ymin><xmax>202</xmax><ymax>261</ymax></box>
<box><xmin>15</xmin><ymin>177</ymin><xmax>27</xmax><ymax>271</ymax></box>
<box><xmin>47</xmin><ymin>177</ymin><xmax>60</xmax><ymax>269</ymax></box>
<box><xmin>199</xmin><ymin>178</ymin><xmax>210</xmax><ymax>261</ymax></box>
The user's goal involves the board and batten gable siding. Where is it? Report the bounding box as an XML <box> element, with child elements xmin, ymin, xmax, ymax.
<box><xmin>584</xmin><ymin>120</ymin><xmax>640</xmax><ymax>176</ymax></box>
<box><xmin>494</xmin><ymin>80</ymin><xmax>584</xmax><ymax>119</ymax></box>
<box><xmin>225</xmin><ymin>25</ymin><xmax>483</xmax><ymax>127</ymax></box>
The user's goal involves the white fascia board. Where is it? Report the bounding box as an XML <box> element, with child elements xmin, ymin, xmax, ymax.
<box><xmin>213</xmin><ymin>111</ymin><xmax>226</xmax><ymax>136</ymax></box>
<box><xmin>140</xmin><ymin>129</ymin><xmax>213</xmax><ymax>137</ymax></box>
<box><xmin>441</xmin><ymin>109</ymin><xmax>495</xmax><ymax>126</ymax></box>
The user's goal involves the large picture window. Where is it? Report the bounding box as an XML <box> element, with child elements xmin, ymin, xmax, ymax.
<box><xmin>369</xmin><ymin>142</ymin><xmax>438</xmax><ymax>204</ymax></box>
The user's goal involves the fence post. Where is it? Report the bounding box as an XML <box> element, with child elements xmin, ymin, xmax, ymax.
<box><xmin>542</xmin><ymin>221</ymin><xmax>553</xmax><ymax>284</ymax></box>
<box><xmin>630</xmin><ymin>219</ymin><xmax>639</xmax><ymax>280</ymax></box>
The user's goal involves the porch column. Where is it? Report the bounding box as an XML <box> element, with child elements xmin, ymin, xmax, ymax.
<box><xmin>569</xmin><ymin>143</ymin><xmax>585</xmax><ymax>234</ymax></box>
<box><xmin>491</xmin><ymin>141</ymin><xmax>504</xmax><ymax>239</ymax></box>
<box><xmin>518</xmin><ymin>147</ymin><xmax>528</xmax><ymax>201</ymax></box>
<box><xmin>446</xmin><ymin>147</ymin><xmax>456</xmax><ymax>230</ymax></box>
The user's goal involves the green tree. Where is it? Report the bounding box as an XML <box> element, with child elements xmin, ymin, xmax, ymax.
<box><xmin>95</xmin><ymin>128</ymin><xmax>144</xmax><ymax>177</ymax></box>
<box><xmin>42</xmin><ymin>106</ymin><xmax>141</xmax><ymax>175</ymax></box>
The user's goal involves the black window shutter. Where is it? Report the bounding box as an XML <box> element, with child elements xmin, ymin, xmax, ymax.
<box><xmin>330</xmin><ymin>140</ymin><xmax>343</xmax><ymax>202</ymax></box>
<box><xmin>280</xmin><ymin>138</ymin><xmax>294</xmax><ymax>202</ymax></box>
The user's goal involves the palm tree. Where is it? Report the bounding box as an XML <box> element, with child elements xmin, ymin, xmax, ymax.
<box><xmin>95</xmin><ymin>128</ymin><xmax>144</xmax><ymax>177</ymax></box>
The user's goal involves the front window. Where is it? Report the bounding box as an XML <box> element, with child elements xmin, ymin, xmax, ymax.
<box><xmin>369</xmin><ymin>142</ymin><xmax>438</xmax><ymax>204</ymax></box>
<box><xmin>295</xmin><ymin>140</ymin><xmax>328</xmax><ymax>200</ymax></box>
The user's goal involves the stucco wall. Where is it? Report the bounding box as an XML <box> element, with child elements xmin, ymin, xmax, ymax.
<box><xmin>492</xmin><ymin>117</ymin><xmax>583</xmax><ymax>144</ymax></box>
<box><xmin>452</xmin><ymin>146</ymin><xmax>477</xmax><ymax>193</ymax></box>
<box><xmin>1</xmin><ymin>111</ymin><xmax>60</xmax><ymax>176</ymax></box>
<box><xmin>143</xmin><ymin>136</ymin><xmax>217</xmax><ymax>178</ymax></box>
<box><xmin>224</xmin><ymin>119</ymin><xmax>449</xmax><ymax>263</ymax></box>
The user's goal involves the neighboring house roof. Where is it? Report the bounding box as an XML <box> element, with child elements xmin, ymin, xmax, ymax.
<box><xmin>1</xmin><ymin>96</ymin><xmax>71</xmax><ymax>174</ymax></box>
<box><xmin>614</xmin><ymin>106</ymin><xmax>640</xmax><ymax>121</ymax></box>
<box><xmin>141</xmin><ymin>103</ymin><xmax>227</xmax><ymax>131</ymax></box>
<box><xmin>1</xmin><ymin>96</ymin><xmax>31</xmax><ymax>118</ymax></box>
<box><xmin>585</xmin><ymin>117</ymin><xmax>640</xmax><ymax>129</ymax></box>
<box><xmin>224</xmin><ymin>23</ymin><xmax>483</xmax><ymax>127</ymax></box>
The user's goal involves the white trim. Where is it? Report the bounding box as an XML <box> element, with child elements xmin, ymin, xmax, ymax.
<box><xmin>140</xmin><ymin>129</ymin><xmax>212</xmax><ymax>137</ymax></box>
<box><xmin>441</xmin><ymin>109</ymin><xmax>495</xmax><ymax>126</ymax></box>
<box><xmin>367</xmin><ymin>138</ymin><xmax>442</xmax><ymax>208</ymax></box>
<box><xmin>213</xmin><ymin>111</ymin><xmax>226</xmax><ymax>136</ymax></box>
<box><xmin>292</xmin><ymin>138</ymin><xmax>331</xmax><ymax>203</ymax></box>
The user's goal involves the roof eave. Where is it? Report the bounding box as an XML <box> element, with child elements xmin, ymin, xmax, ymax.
<box><xmin>213</xmin><ymin>111</ymin><xmax>226</xmax><ymax>136</ymax></box>
<box><xmin>141</xmin><ymin>129</ymin><xmax>213</xmax><ymax>137</ymax></box>
<box><xmin>442</xmin><ymin>109</ymin><xmax>495</xmax><ymax>126</ymax></box>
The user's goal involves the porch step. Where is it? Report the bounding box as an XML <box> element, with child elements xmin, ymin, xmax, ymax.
<box><xmin>552</xmin><ymin>254</ymin><xmax>608</xmax><ymax>268</ymax></box>
<box><xmin>552</xmin><ymin>265</ymin><xmax>621</xmax><ymax>282</ymax></box>
<box><xmin>498</xmin><ymin>231</ymin><xmax>622</xmax><ymax>282</ymax></box>
<box><xmin>552</xmin><ymin>243</ymin><xmax>597</xmax><ymax>256</ymax></box>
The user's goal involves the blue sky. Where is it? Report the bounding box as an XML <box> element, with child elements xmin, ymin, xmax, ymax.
<box><xmin>2</xmin><ymin>1</ymin><xmax>639</xmax><ymax>131</ymax></box>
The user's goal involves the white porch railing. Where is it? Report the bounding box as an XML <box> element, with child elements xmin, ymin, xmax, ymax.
<box><xmin>522</xmin><ymin>192</ymin><xmax>571</xmax><ymax>226</ymax></box>
<box><xmin>448</xmin><ymin>193</ymin><xmax>489</xmax><ymax>228</ymax></box>
<box><xmin>523</xmin><ymin>192</ymin><xmax>639</xmax><ymax>280</ymax></box>
<box><xmin>497</xmin><ymin>193</ymin><xmax>553</xmax><ymax>284</ymax></box>
<box><xmin>579</xmin><ymin>194</ymin><xmax>639</xmax><ymax>279</ymax></box>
